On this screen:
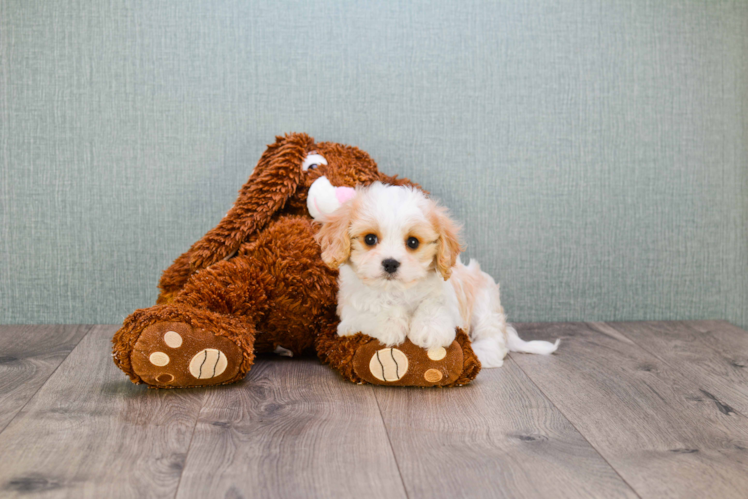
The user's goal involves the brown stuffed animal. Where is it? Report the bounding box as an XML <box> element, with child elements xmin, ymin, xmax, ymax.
<box><xmin>112</xmin><ymin>133</ymin><xmax>480</xmax><ymax>388</ymax></box>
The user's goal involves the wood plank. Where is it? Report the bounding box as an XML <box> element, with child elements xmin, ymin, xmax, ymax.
<box><xmin>0</xmin><ymin>325</ymin><xmax>91</xmax><ymax>433</ymax></box>
<box><xmin>374</xmin><ymin>357</ymin><xmax>636</xmax><ymax>498</ymax></box>
<box><xmin>0</xmin><ymin>325</ymin><xmax>206</xmax><ymax>498</ymax></box>
<box><xmin>511</xmin><ymin>321</ymin><xmax>748</xmax><ymax>498</ymax></box>
<box><xmin>176</xmin><ymin>356</ymin><xmax>406</xmax><ymax>499</ymax></box>
<box><xmin>606</xmin><ymin>320</ymin><xmax>748</xmax><ymax>416</ymax></box>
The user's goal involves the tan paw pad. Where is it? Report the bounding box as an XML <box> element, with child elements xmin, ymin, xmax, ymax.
<box><xmin>163</xmin><ymin>331</ymin><xmax>183</xmax><ymax>348</ymax></box>
<box><xmin>149</xmin><ymin>352</ymin><xmax>170</xmax><ymax>366</ymax></box>
<box><xmin>427</xmin><ymin>346</ymin><xmax>447</xmax><ymax>361</ymax></box>
<box><xmin>424</xmin><ymin>369</ymin><xmax>443</xmax><ymax>383</ymax></box>
<box><xmin>369</xmin><ymin>348</ymin><xmax>409</xmax><ymax>382</ymax></box>
<box><xmin>189</xmin><ymin>348</ymin><xmax>228</xmax><ymax>379</ymax></box>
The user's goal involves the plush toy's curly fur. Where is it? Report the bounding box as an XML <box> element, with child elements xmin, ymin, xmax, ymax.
<box><xmin>111</xmin><ymin>133</ymin><xmax>480</xmax><ymax>388</ymax></box>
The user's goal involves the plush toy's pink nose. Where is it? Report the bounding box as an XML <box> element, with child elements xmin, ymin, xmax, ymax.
<box><xmin>335</xmin><ymin>186</ymin><xmax>356</xmax><ymax>204</ymax></box>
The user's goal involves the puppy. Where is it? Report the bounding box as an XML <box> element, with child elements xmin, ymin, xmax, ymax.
<box><xmin>315</xmin><ymin>182</ymin><xmax>558</xmax><ymax>368</ymax></box>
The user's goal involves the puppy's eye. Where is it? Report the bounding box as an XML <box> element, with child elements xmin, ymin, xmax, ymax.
<box><xmin>364</xmin><ymin>234</ymin><xmax>378</xmax><ymax>246</ymax></box>
<box><xmin>406</xmin><ymin>237</ymin><xmax>420</xmax><ymax>250</ymax></box>
<box><xmin>302</xmin><ymin>153</ymin><xmax>328</xmax><ymax>172</ymax></box>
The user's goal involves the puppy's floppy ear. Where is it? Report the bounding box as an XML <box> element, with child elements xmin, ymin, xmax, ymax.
<box><xmin>431</xmin><ymin>204</ymin><xmax>463</xmax><ymax>280</ymax></box>
<box><xmin>314</xmin><ymin>202</ymin><xmax>355</xmax><ymax>269</ymax></box>
<box><xmin>188</xmin><ymin>133</ymin><xmax>314</xmax><ymax>271</ymax></box>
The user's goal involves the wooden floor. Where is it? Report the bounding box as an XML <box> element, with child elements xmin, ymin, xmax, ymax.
<box><xmin>1</xmin><ymin>322</ymin><xmax>748</xmax><ymax>498</ymax></box>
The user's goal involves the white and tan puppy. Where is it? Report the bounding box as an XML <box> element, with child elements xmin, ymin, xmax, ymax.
<box><xmin>314</xmin><ymin>182</ymin><xmax>558</xmax><ymax>368</ymax></box>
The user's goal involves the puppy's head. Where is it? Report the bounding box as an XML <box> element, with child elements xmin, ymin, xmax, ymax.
<box><xmin>315</xmin><ymin>182</ymin><xmax>462</xmax><ymax>286</ymax></box>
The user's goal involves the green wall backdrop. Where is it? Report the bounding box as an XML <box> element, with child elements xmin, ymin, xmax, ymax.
<box><xmin>1</xmin><ymin>1</ymin><xmax>747</xmax><ymax>328</ymax></box>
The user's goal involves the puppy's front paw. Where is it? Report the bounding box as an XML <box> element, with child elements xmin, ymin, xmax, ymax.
<box><xmin>337</xmin><ymin>319</ymin><xmax>359</xmax><ymax>337</ymax></box>
<box><xmin>372</xmin><ymin>317</ymin><xmax>409</xmax><ymax>347</ymax></box>
<box><xmin>408</xmin><ymin>320</ymin><xmax>457</xmax><ymax>349</ymax></box>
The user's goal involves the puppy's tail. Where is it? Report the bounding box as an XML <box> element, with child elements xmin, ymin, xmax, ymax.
<box><xmin>506</xmin><ymin>325</ymin><xmax>560</xmax><ymax>355</ymax></box>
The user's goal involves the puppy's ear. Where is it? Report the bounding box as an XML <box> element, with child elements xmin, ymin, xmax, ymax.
<box><xmin>431</xmin><ymin>204</ymin><xmax>463</xmax><ymax>280</ymax></box>
<box><xmin>315</xmin><ymin>202</ymin><xmax>354</xmax><ymax>269</ymax></box>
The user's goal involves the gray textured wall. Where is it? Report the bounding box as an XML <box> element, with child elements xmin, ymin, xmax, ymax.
<box><xmin>1</xmin><ymin>0</ymin><xmax>746</xmax><ymax>329</ymax></box>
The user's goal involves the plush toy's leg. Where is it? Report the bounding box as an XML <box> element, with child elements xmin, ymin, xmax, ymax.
<box><xmin>113</xmin><ymin>304</ymin><xmax>255</xmax><ymax>388</ymax></box>
<box><xmin>112</xmin><ymin>257</ymin><xmax>272</xmax><ymax>388</ymax></box>
<box><xmin>316</xmin><ymin>323</ymin><xmax>482</xmax><ymax>387</ymax></box>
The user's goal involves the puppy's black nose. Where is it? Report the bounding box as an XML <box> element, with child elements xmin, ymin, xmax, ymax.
<box><xmin>382</xmin><ymin>258</ymin><xmax>400</xmax><ymax>274</ymax></box>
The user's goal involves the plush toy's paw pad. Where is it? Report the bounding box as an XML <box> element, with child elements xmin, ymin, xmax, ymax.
<box><xmin>130</xmin><ymin>321</ymin><xmax>242</xmax><ymax>388</ymax></box>
<box><xmin>369</xmin><ymin>348</ymin><xmax>409</xmax><ymax>382</ymax></box>
<box><xmin>188</xmin><ymin>349</ymin><xmax>228</xmax><ymax>379</ymax></box>
<box><xmin>353</xmin><ymin>338</ymin><xmax>464</xmax><ymax>387</ymax></box>
<box><xmin>427</xmin><ymin>346</ymin><xmax>447</xmax><ymax>361</ymax></box>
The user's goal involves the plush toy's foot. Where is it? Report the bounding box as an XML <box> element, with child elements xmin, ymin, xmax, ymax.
<box><xmin>112</xmin><ymin>305</ymin><xmax>255</xmax><ymax>389</ymax></box>
<box><xmin>357</xmin><ymin>329</ymin><xmax>481</xmax><ymax>387</ymax></box>
<box><xmin>353</xmin><ymin>337</ymin><xmax>467</xmax><ymax>386</ymax></box>
<box><xmin>130</xmin><ymin>321</ymin><xmax>244</xmax><ymax>388</ymax></box>
<box><xmin>317</xmin><ymin>327</ymin><xmax>481</xmax><ymax>387</ymax></box>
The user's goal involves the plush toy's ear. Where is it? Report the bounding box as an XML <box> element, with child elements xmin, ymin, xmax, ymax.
<box><xmin>314</xmin><ymin>201</ymin><xmax>355</xmax><ymax>270</ymax></box>
<box><xmin>189</xmin><ymin>133</ymin><xmax>314</xmax><ymax>271</ymax></box>
<box><xmin>431</xmin><ymin>204</ymin><xmax>463</xmax><ymax>280</ymax></box>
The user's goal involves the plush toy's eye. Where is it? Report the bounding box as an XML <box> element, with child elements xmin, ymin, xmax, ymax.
<box><xmin>364</xmin><ymin>234</ymin><xmax>378</xmax><ymax>246</ymax></box>
<box><xmin>302</xmin><ymin>153</ymin><xmax>328</xmax><ymax>172</ymax></box>
<box><xmin>406</xmin><ymin>237</ymin><xmax>420</xmax><ymax>250</ymax></box>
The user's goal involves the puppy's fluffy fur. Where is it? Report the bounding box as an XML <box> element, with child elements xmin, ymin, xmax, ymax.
<box><xmin>316</xmin><ymin>182</ymin><xmax>558</xmax><ymax>367</ymax></box>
